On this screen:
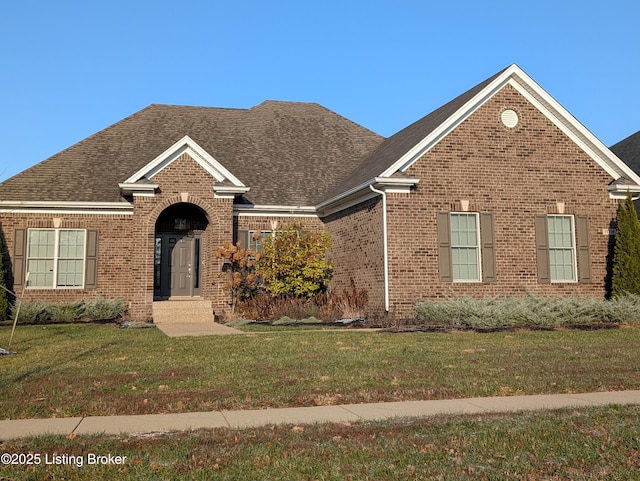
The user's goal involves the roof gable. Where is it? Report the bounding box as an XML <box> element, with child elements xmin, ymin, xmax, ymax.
<box><xmin>320</xmin><ymin>64</ymin><xmax>640</xmax><ymax>208</ymax></box>
<box><xmin>119</xmin><ymin>135</ymin><xmax>248</xmax><ymax>197</ymax></box>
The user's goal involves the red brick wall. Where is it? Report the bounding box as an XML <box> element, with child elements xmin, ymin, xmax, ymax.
<box><xmin>323</xmin><ymin>196</ymin><xmax>386</xmax><ymax>313</ymax></box>
<box><xmin>0</xmin><ymin>153</ymin><xmax>236</xmax><ymax>321</ymax></box>
<box><xmin>385</xmin><ymin>84</ymin><xmax>619</xmax><ymax>317</ymax></box>
<box><xmin>0</xmin><ymin>213</ymin><xmax>133</xmax><ymax>304</ymax></box>
<box><xmin>128</xmin><ymin>153</ymin><xmax>234</xmax><ymax>319</ymax></box>
<box><xmin>235</xmin><ymin>216</ymin><xmax>324</xmax><ymax>235</ymax></box>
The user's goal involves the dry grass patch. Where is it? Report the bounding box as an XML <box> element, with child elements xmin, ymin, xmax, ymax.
<box><xmin>1</xmin><ymin>406</ymin><xmax>639</xmax><ymax>480</ymax></box>
<box><xmin>1</xmin><ymin>323</ymin><xmax>640</xmax><ymax>419</ymax></box>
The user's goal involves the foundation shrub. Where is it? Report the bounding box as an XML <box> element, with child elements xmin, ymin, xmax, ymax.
<box><xmin>237</xmin><ymin>283</ymin><xmax>369</xmax><ymax>323</ymax></box>
<box><xmin>414</xmin><ymin>294</ymin><xmax>640</xmax><ymax>330</ymax></box>
<box><xmin>82</xmin><ymin>297</ymin><xmax>127</xmax><ymax>321</ymax></box>
<box><xmin>257</xmin><ymin>221</ymin><xmax>334</xmax><ymax>298</ymax></box>
<box><xmin>10</xmin><ymin>297</ymin><xmax>127</xmax><ymax>324</ymax></box>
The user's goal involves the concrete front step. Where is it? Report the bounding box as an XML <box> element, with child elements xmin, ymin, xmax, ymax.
<box><xmin>153</xmin><ymin>299</ymin><xmax>213</xmax><ymax>323</ymax></box>
<box><xmin>152</xmin><ymin>299</ymin><xmax>243</xmax><ymax>337</ymax></box>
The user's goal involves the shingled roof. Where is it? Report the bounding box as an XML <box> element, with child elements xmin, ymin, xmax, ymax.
<box><xmin>610</xmin><ymin>130</ymin><xmax>640</xmax><ymax>176</ymax></box>
<box><xmin>321</xmin><ymin>67</ymin><xmax>509</xmax><ymax>202</ymax></box>
<box><xmin>0</xmin><ymin>101</ymin><xmax>383</xmax><ymax>206</ymax></box>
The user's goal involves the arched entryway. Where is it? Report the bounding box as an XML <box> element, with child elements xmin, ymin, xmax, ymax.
<box><xmin>154</xmin><ymin>203</ymin><xmax>209</xmax><ymax>299</ymax></box>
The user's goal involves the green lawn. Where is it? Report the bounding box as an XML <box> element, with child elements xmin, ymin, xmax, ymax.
<box><xmin>1</xmin><ymin>323</ymin><xmax>639</xmax><ymax>419</ymax></box>
<box><xmin>1</xmin><ymin>405</ymin><xmax>639</xmax><ymax>480</ymax></box>
<box><xmin>2</xmin><ymin>323</ymin><xmax>640</xmax><ymax>479</ymax></box>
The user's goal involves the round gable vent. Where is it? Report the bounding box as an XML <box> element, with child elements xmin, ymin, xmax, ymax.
<box><xmin>501</xmin><ymin>109</ymin><xmax>519</xmax><ymax>128</ymax></box>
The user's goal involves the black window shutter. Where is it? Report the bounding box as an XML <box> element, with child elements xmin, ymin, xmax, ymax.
<box><xmin>480</xmin><ymin>212</ymin><xmax>497</xmax><ymax>282</ymax></box>
<box><xmin>437</xmin><ymin>212</ymin><xmax>453</xmax><ymax>282</ymax></box>
<box><xmin>84</xmin><ymin>230</ymin><xmax>99</xmax><ymax>289</ymax></box>
<box><xmin>534</xmin><ymin>215</ymin><xmax>550</xmax><ymax>284</ymax></box>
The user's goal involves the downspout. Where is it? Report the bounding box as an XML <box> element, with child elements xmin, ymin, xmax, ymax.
<box><xmin>369</xmin><ymin>184</ymin><xmax>389</xmax><ymax>312</ymax></box>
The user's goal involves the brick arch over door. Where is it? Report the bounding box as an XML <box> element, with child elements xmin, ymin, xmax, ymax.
<box><xmin>147</xmin><ymin>194</ymin><xmax>220</xmax><ymax>231</ymax></box>
<box><xmin>153</xmin><ymin>202</ymin><xmax>209</xmax><ymax>299</ymax></box>
<box><xmin>128</xmin><ymin>193</ymin><xmax>234</xmax><ymax>321</ymax></box>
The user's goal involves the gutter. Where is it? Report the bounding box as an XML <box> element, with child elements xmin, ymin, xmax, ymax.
<box><xmin>369</xmin><ymin>184</ymin><xmax>389</xmax><ymax>313</ymax></box>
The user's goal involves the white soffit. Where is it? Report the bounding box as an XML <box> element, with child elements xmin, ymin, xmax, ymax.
<box><xmin>380</xmin><ymin>64</ymin><xmax>640</xmax><ymax>187</ymax></box>
<box><xmin>123</xmin><ymin>135</ymin><xmax>246</xmax><ymax>187</ymax></box>
<box><xmin>0</xmin><ymin>201</ymin><xmax>134</xmax><ymax>215</ymax></box>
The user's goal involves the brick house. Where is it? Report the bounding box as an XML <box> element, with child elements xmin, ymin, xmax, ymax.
<box><xmin>1</xmin><ymin>64</ymin><xmax>638</xmax><ymax>320</ymax></box>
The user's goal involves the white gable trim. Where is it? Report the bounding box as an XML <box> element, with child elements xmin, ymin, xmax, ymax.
<box><xmin>380</xmin><ymin>64</ymin><xmax>640</xmax><ymax>188</ymax></box>
<box><xmin>234</xmin><ymin>204</ymin><xmax>318</xmax><ymax>217</ymax></box>
<box><xmin>0</xmin><ymin>200</ymin><xmax>133</xmax><ymax>215</ymax></box>
<box><xmin>122</xmin><ymin>135</ymin><xmax>246</xmax><ymax>187</ymax></box>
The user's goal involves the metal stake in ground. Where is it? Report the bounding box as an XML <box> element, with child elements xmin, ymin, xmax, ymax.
<box><xmin>6</xmin><ymin>272</ymin><xmax>29</xmax><ymax>353</ymax></box>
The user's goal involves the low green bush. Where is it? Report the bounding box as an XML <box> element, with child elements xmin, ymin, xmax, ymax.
<box><xmin>9</xmin><ymin>297</ymin><xmax>127</xmax><ymax>324</ymax></box>
<box><xmin>414</xmin><ymin>294</ymin><xmax>640</xmax><ymax>330</ymax></box>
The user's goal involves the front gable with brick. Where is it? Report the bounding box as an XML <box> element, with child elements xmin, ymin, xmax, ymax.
<box><xmin>1</xmin><ymin>65</ymin><xmax>638</xmax><ymax>321</ymax></box>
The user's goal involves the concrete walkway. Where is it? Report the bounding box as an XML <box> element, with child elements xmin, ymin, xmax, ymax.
<box><xmin>2</xmin><ymin>391</ymin><xmax>639</xmax><ymax>441</ymax></box>
<box><xmin>152</xmin><ymin>299</ymin><xmax>242</xmax><ymax>337</ymax></box>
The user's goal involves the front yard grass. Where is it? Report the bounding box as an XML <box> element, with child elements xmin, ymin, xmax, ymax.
<box><xmin>2</xmin><ymin>405</ymin><xmax>639</xmax><ymax>480</ymax></box>
<box><xmin>1</xmin><ymin>323</ymin><xmax>639</xmax><ymax>420</ymax></box>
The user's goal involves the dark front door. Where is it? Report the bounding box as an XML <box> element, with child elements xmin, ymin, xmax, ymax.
<box><xmin>154</xmin><ymin>233</ymin><xmax>202</xmax><ymax>299</ymax></box>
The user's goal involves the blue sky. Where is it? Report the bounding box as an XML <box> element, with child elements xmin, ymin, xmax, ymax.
<box><xmin>1</xmin><ymin>0</ymin><xmax>638</xmax><ymax>182</ymax></box>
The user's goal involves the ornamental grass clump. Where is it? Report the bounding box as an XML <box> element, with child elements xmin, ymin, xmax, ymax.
<box><xmin>414</xmin><ymin>294</ymin><xmax>638</xmax><ymax>330</ymax></box>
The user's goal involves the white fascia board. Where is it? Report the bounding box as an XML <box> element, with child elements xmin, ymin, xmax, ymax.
<box><xmin>316</xmin><ymin>176</ymin><xmax>420</xmax><ymax>217</ymax></box>
<box><xmin>315</xmin><ymin>179</ymin><xmax>377</xmax><ymax>211</ymax></box>
<box><xmin>608</xmin><ymin>183</ymin><xmax>640</xmax><ymax>199</ymax></box>
<box><xmin>0</xmin><ymin>200</ymin><xmax>133</xmax><ymax>215</ymax></box>
<box><xmin>379</xmin><ymin>66</ymin><xmax>519</xmax><ymax>178</ymax></box>
<box><xmin>378</xmin><ymin>64</ymin><xmax>640</xmax><ymax>187</ymax></box>
<box><xmin>213</xmin><ymin>185</ymin><xmax>251</xmax><ymax>199</ymax></box>
<box><xmin>118</xmin><ymin>182</ymin><xmax>159</xmax><ymax>196</ymax></box>
<box><xmin>233</xmin><ymin>204</ymin><xmax>317</xmax><ymax>217</ymax></box>
<box><xmin>318</xmin><ymin>190</ymin><xmax>380</xmax><ymax>217</ymax></box>
<box><xmin>123</xmin><ymin>135</ymin><xmax>246</xmax><ymax>187</ymax></box>
<box><xmin>507</xmin><ymin>73</ymin><xmax>640</xmax><ymax>185</ymax></box>
<box><xmin>374</xmin><ymin>176</ymin><xmax>420</xmax><ymax>191</ymax></box>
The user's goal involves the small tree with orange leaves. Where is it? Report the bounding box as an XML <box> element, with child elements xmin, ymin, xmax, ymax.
<box><xmin>215</xmin><ymin>240</ymin><xmax>259</xmax><ymax>314</ymax></box>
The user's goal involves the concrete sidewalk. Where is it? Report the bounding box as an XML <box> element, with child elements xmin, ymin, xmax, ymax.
<box><xmin>2</xmin><ymin>390</ymin><xmax>640</xmax><ymax>441</ymax></box>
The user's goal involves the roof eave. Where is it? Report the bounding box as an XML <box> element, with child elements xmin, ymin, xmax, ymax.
<box><xmin>118</xmin><ymin>182</ymin><xmax>159</xmax><ymax>196</ymax></box>
<box><xmin>607</xmin><ymin>183</ymin><xmax>640</xmax><ymax>199</ymax></box>
<box><xmin>316</xmin><ymin>176</ymin><xmax>420</xmax><ymax>217</ymax></box>
<box><xmin>213</xmin><ymin>185</ymin><xmax>251</xmax><ymax>199</ymax></box>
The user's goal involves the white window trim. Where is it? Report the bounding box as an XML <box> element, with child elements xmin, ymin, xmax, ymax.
<box><xmin>26</xmin><ymin>228</ymin><xmax>87</xmax><ymax>289</ymax></box>
<box><xmin>450</xmin><ymin>212</ymin><xmax>482</xmax><ymax>283</ymax></box>
<box><xmin>547</xmin><ymin>214</ymin><xmax>578</xmax><ymax>283</ymax></box>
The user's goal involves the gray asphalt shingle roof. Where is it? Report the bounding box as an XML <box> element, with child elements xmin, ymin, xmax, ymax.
<box><xmin>0</xmin><ymin>101</ymin><xmax>383</xmax><ymax>206</ymax></box>
<box><xmin>321</xmin><ymin>67</ymin><xmax>507</xmax><ymax>201</ymax></box>
<box><xmin>0</xmin><ymin>66</ymin><xmax>517</xmax><ymax>208</ymax></box>
<box><xmin>611</xmin><ymin>131</ymin><xmax>640</xmax><ymax>176</ymax></box>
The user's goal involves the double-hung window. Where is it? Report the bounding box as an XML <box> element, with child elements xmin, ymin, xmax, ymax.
<box><xmin>450</xmin><ymin>213</ymin><xmax>481</xmax><ymax>282</ymax></box>
<box><xmin>547</xmin><ymin>215</ymin><xmax>576</xmax><ymax>282</ymax></box>
<box><xmin>437</xmin><ymin>211</ymin><xmax>496</xmax><ymax>283</ymax></box>
<box><xmin>26</xmin><ymin>229</ymin><xmax>87</xmax><ymax>288</ymax></box>
<box><xmin>535</xmin><ymin>214</ymin><xmax>591</xmax><ymax>284</ymax></box>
